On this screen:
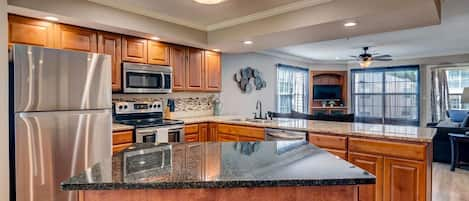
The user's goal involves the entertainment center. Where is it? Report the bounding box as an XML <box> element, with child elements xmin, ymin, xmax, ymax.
<box><xmin>309</xmin><ymin>71</ymin><xmax>348</xmax><ymax>115</ymax></box>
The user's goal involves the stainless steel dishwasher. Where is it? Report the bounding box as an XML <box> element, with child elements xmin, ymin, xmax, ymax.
<box><xmin>264</xmin><ymin>128</ymin><xmax>307</xmax><ymax>141</ymax></box>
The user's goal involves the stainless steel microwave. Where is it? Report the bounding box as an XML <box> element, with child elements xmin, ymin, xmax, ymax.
<box><xmin>123</xmin><ymin>62</ymin><xmax>172</xmax><ymax>93</ymax></box>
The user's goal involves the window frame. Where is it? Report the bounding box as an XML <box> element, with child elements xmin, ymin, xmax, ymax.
<box><xmin>351</xmin><ymin>65</ymin><xmax>420</xmax><ymax>126</ymax></box>
<box><xmin>446</xmin><ymin>69</ymin><xmax>469</xmax><ymax>109</ymax></box>
<box><xmin>275</xmin><ymin>64</ymin><xmax>310</xmax><ymax>113</ymax></box>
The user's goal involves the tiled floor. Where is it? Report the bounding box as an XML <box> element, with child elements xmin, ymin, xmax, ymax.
<box><xmin>433</xmin><ymin>162</ymin><xmax>469</xmax><ymax>201</ymax></box>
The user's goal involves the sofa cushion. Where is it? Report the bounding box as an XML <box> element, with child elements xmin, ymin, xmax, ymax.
<box><xmin>447</xmin><ymin>110</ymin><xmax>469</xmax><ymax>122</ymax></box>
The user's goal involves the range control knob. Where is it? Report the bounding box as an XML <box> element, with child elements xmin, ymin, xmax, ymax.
<box><xmin>118</xmin><ymin>105</ymin><xmax>123</xmax><ymax>110</ymax></box>
<box><xmin>124</xmin><ymin>105</ymin><xmax>128</xmax><ymax>109</ymax></box>
<box><xmin>156</xmin><ymin>104</ymin><xmax>161</xmax><ymax>108</ymax></box>
<box><xmin>149</xmin><ymin>105</ymin><xmax>153</xmax><ymax>108</ymax></box>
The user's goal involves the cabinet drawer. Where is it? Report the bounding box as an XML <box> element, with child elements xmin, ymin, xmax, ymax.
<box><xmin>217</xmin><ymin>124</ymin><xmax>264</xmax><ymax>139</ymax></box>
<box><xmin>323</xmin><ymin>148</ymin><xmax>348</xmax><ymax>160</ymax></box>
<box><xmin>185</xmin><ymin>124</ymin><xmax>199</xmax><ymax>134</ymax></box>
<box><xmin>185</xmin><ymin>134</ymin><xmax>199</xmax><ymax>142</ymax></box>
<box><xmin>112</xmin><ymin>130</ymin><xmax>133</xmax><ymax>145</ymax></box>
<box><xmin>238</xmin><ymin>136</ymin><xmax>263</xmax><ymax>142</ymax></box>
<box><xmin>217</xmin><ymin>133</ymin><xmax>238</xmax><ymax>142</ymax></box>
<box><xmin>308</xmin><ymin>133</ymin><xmax>347</xmax><ymax>150</ymax></box>
<box><xmin>112</xmin><ymin>143</ymin><xmax>132</xmax><ymax>154</ymax></box>
<box><xmin>349</xmin><ymin>137</ymin><xmax>427</xmax><ymax>161</ymax></box>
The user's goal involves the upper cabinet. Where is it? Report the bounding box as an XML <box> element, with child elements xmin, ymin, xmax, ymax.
<box><xmin>8</xmin><ymin>15</ymin><xmax>55</xmax><ymax>48</ymax></box>
<box><xmin>186</xmin><ymin>48</ymin><xmax>205</xmax><ymax>90</ymax></box>
<box><xmin>54</xmin><ymin>24</ymin><xmax>97</xmax><ymax>52</ymax></box>
<box><xmin>98</xmin><ymin>32</ymin><xmax>122</xmax><ymax>92</ymax></box>
<box><xmin>148</xmin><ymin>40</ymin><xmax>170</xmax><ymax>65</ymax></box>
<box><xmin>170</xmin><ymin>45</ymin><xmax>187</xmax><ymax>91</ymax></box>
<box><xmin>204</xmin><ymin>51</ymin><xmax>221</xmax><ymax>91</ymax></box>
<box><xmin>122</xmin><ymin>36</ymin><xmax>148</xmax><ymax>63</ymax></box>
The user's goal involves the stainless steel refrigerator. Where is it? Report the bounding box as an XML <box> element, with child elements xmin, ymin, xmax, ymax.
<box><xmin>9</xmin><ymin>45</ymin><xmax>113</xmax><ymax>201</ymax></box>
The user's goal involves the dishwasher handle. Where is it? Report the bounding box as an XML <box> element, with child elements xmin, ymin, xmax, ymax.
<box><xmin>265</xmin><ymin>132</ymin><xmax>305</xmax><ymax>140</ymax></box>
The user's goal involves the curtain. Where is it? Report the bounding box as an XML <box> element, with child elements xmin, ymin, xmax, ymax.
<box><xmin>431</xmin><ymin>69</ymin><xmax>450</xmax><ymax>122</ymax></box>
<box><xmin>276</xmin><ymin>64</ymin><xmax>309</xmax><ymax>113</ymax></box>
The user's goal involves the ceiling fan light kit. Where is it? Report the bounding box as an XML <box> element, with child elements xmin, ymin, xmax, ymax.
<box><xmin>351</xmin><ymin>47</ymin><xmax>392</xmax><ymax>68</ymax></box>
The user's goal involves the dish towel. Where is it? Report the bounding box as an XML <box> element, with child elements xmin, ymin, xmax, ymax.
<box><xmin>156</xmin><ymin>128</ymin><xmax>169</xmax><ymax>144</ymax></box>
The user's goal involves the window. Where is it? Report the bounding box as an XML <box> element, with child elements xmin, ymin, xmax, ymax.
<box><xmin>276</xmin><ymin>64</ymin><xmax>309</xmax><ymax>113</ymax></box>
<box><xmin>446</xmin><ymin>69</ymin><xmax>469</xmax><ymax>109</ymax></box>
<box><xmin>351</xmin><ymin>66</ymin><xmax>420</xmax><ymax>126</ymax></box>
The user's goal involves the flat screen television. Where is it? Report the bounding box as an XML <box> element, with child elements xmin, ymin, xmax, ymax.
<box><xmin>313</xmin><ymin>85</ymin><xmax>342</xmax><ymax>101</ymax></box>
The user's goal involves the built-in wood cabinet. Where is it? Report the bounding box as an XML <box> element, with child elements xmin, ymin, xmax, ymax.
<box><xmin>122</xmin><ymin>36</ymin><xmax>148</xmax><ymax>63</ymax></box>
<box><xmin>148</xmin><ymin>40</ymin><xmax>170</xmax><ymax>65</ymax></box>
<box><xmin>216</xmin><ymin>124</ymin><xmax>265</xmax><ymax>141</ymax></box>
<box><xmin>204</xmin><ymin>51</ymin><xmax>222</xmax><ymax>91</ymax></box>
<box><xmin>308</xmin><ymin>133</ymin><xmax>348</xmax><ymax>160</ymax></box>
<box><xmin>383</xmin><ymin>158</ymin><xmax>426</xmax><ymax>201</ymax></box>
<box><xmin>184</xmin><ymin>123</ymin><xmax>209</xmax><ymax>142</ymax></box>
<box><xmin>348</xmin><ymin>152</ymin><xmax>384</xmax><ymax>201</ymax></box>
<box><xmin>8</xmin><ymin>14</ymin><xmax>222</xmax><ymax>93</ymax></box>
<box><xmin>98</xmin><ymin>32</ymin><xmax>122</xmax><ymax>91</ymax></box>
<box><xmin>170</xmin><ymin>45</ymin><xmax>187</xmax><ymax>90</ymax></box>
<box><xmin>186</xmin><ymin>48</ymin><xmax>205</xmax><ymax>90</ymax></box>
<box><xmin>54</xmin><ymin>24</ymin><xmax>97</xmax><ymax>52</ymax></box>
<box><xmin>208</xmin><ymin>123</ymin><xmax>218</xmax><ymax>141</ymax></box>
<box><xmin>8</xmin><ymin>15</ymin><xmax>55</xmax><ymax>47</ymax></box>
<box><xmin>112</xmin><ymin>130</ymin><xmax>133</xmax><ymax>154</ymax></box>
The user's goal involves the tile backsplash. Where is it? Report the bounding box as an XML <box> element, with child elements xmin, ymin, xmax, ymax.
<box><xmin>113</xmin><ymin>92</ymin><xmax>219</xmax><ymax>118</ymax></box>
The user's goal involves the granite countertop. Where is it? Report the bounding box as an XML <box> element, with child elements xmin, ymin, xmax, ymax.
<box><xmin>178</xmin><ymin>116</ymin><xmax>436</xmax><ymax>143</ymax></box>
<box><xmin>112</xmin><ymin>123</ymin><xmax>134</xmax><ymax>132</ymax></box>
<box><xmin>61</xmin><ymin>141</ymin><xmax>375</xmax><ymax>191</ymax></box>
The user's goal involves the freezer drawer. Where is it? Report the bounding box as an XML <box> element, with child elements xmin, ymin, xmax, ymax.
<box><xmin>14</xmin><ymin>109</ymin><xmax>112</xmax><ymax>201</ymax></box>
<box><xmin>11</xmin><ymin>45</ymin><xmax>112</xmax><ymax>112</ymax></box>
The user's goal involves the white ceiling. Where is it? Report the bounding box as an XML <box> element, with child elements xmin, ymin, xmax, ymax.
<box><xmin>269</xmin><ymin>0</ymin><xmax>469</xmax><ymax>62</ymax></box>
<box><xmin>88</xmin><ymin>0</ymin><xmax>331</xmax><ymax>30</ymax></box>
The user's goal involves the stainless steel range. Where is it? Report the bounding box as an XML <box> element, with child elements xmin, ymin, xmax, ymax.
<box><xmin>114</xmin><ymin>101</ymin><xmax>184</xmax><ymax>143</ymax></box>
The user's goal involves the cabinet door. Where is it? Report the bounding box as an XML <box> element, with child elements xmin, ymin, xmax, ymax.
<box><xmin>54</xmin><ymin>24</ymin><xmax>97</xmax><ymax>52</ymax></box>
<box><xmin>170</xmin><ymin>46</ymin><xmax>187</xmax><ymax>90</ymax></box>
<box><xmin>349</xmin><ymin>152</ymin><xmax>384</xmax><ymax>201</ymax></box>
<box><xmin>122</xmin><ymin>36</ymin><xmax>148</xmax><ymax>63</ymax></box>
<box><xmin>383</xmin><ymin>158</ymin><xmax>426</xmax><ymax>201</ymax></box>
<box><xmin>324</xmin><ymin>148</ymin><xmax>348</xmax><ymax>160</ymax></box>
<box><xmin>199</xmin><ymin>123</ymin><xmax>208</xmax><ymax>142</ymax></box>
<box><xmin>208</xmin><ymin>123</ymin><xmax>218</xmax><ymax>142</ymax></box>
<box><xmin>8</xmin><ymin>15</ymin><xmax>55</xmax><ymax>47</ymax></box>
<box><xmin>98</xmin><ymin>32</ymin><xmax>122</xmax><ymax>92</ymax></box>
<box><xmin>217</xmin><ymin>133</ymin><xmax>238</xmax><ymax>142</ymax></box>
<box><xmin>186</xmin><ymin>48</ymin><xmax>205</xmax><ymax>90</ymax></box>
<box><xmin>204</xmin><ymin>51</ymin><xmax>221</xmax><ymax>91</ymax></box>
<box><xmin>185</xmin><ymin>134</ymin><xmax>199</xmax><ymax>142</ymax></box>
<box><xmin>148</xmin><ymin>40</ymin><xmax>170</xmax><ymax>65</ymax></box>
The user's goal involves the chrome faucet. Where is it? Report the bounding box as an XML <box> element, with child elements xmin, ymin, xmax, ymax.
<box><xmin>253</xmin><ymin>100</ymin><xmax>267</xmax><ymax>119</ymax></box>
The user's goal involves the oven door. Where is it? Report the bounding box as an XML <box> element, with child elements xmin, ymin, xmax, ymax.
<box><xmin>123</xmin><ymin>62</ymin><xmax>172</xmax><ymax>93</ymax></box>
<box><xmin>135</xmin><ymin>128</ymin><xmax>157</xmax><ymax>143</ymax></box>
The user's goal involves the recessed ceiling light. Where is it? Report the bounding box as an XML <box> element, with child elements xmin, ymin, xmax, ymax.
<box><xmin>44</xmin><ymin>16</ymin><xmax>59</xmax><ymax>21</ymax></box>
<box><xmin>151</xmin><ymin>36</ymin><xmax>160</xmax><ymax>40</ymax></box>
<box><xmin>243</xmin><ymin>41</ymin><xmax>253</xmax><ymax>45</ymax></box>
<box><xmin>193</xmin><ymin>0</ymin><xmax>225</xmax><ymax>5</ymax></box>
<box><xmin>335</xmin><ymin>57</ymin><xmax>341</xmax><ymax>60</ymax></box>
<box><xmin>212</xmin><ymin>49</ymin><xmax>221</xmax><ymax>52</ymax></box>
<box><xmin>344</xmin><ymin>22</ymin><xmax>357</xmax><ymax>27</ymax></box>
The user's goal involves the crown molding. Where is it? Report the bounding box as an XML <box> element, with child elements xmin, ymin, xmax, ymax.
<box><xmin>258</xmin><ymin>50</ymin><xmax>348</xmax><ymax>65</ymax></box>
<box><xmin>88</xmin><ymin>0</ymin><xmax>333</xmax><ymax>31</ymax></box>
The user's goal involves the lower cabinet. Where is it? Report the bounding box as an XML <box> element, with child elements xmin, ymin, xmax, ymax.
<box><xmin>308</xmin><ymin>133</ymin><xmax>348</xmax><ymax>160</ymax></box>
<box><xmin>185</xmin><ymin>123</ymin><xmax>264</xmax><ymax>142</ymax></box>
<box><xmin>112</xmin><ymin>130</ymin><xmax>133</xmax><ymax>154</ymax></box>
<box><xmin>383</xmin><ymin>158</ymin><xmax>426</xmax><ymax>201</ymax></box>
<box><xmin>184</xmin><ymin>123</ymin><xmax>208</xmax><ymax>142</ymax></box>
<box><xmin>348</xmin><ymin>152</ymin><xmax>384</xmax><ymax>201</ymax></box>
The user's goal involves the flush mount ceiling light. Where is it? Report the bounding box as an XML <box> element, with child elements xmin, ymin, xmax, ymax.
<box><xmin>243</xmin><ymin>40</ymin><xmax>253</xmax><ymax>45</ymax></box>
<box><xmin>359</xmin><ymin>58</ymin><xmax>372</xmax><ymax>68</ymax></box>
<box><xmin>344</xmin><ymin>21</ymin><xmax>357</xmax><ymax>27</ymax></box>
<box><xmin>193</xmin><ymin>0</ymin><xmax>225</xmax><ymax>5</ymax></box>
<box><xmin>44</xmin><ymin>16</ymin><xmax>59</xmax><ymax>21</ymax></box>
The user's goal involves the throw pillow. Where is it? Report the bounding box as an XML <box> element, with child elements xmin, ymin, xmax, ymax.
<box><xmin>447</xmin><ymin>110</ymin><xmax>469</xmax><ymax>122</ymax></box>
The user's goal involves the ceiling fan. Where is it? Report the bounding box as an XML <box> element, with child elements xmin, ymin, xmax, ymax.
<box><xmin>350</xmin><ymin>47</ymin><xmax>392</xmax><ymax>68</ymax></box>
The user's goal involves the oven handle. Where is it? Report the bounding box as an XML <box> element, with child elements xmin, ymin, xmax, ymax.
<box><xmin>161</xmin><ymin>72</ymin><xmax>165</xmax><ymax>89</ymax></box>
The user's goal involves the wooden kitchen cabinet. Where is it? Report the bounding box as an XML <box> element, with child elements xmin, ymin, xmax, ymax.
<box><xmin>217</xmin><ymin>133</ymin><xmax>238</xmax><ymax>142</ymax></box>
<box><xmin>112</xmin><ymin>130</ymin><xmax>133</xmax><ymax>155</ymax></box>
<box><xmin>8</xmin><ymin>15</ymin><xmax>55</xmax><ymax>48</ymax></box>
<box><xmin>122</xmin><ymin>36</ymin><xmax>148</xmax><ymax>63</ymax></box>
<box><xmin>208</xmin><ymin>123</ymin><xmax>218</xmax><ymax>142</ymax></box>
<box><xmin>170</xmin><ymin>45</ymin><xmax>187</xmax><ymax>90</ymax></box>
<box><xmin>186</xmin><ymin>48</ymin><xmax>205</xmax><ymax>90</ymax></box>
<box><xmin>204</xmin><ymin>51</ymin><xmax>221</xmax><ymax>91</ymax></box>
<box><xmin>199</xmin><ymin>123</ymin><xmax>208</xmax><ymax>142</ymax></box>
<box><xmin>184</xmin><ymin>123</ymin><xmax>208</xmax><ymax>142</ymax></box>
<box><xmin>54</xmin><ymin>24</ymin><xmax>97</xmax><ymax>52</ymax></box>
<box><xmin>216</xmin><ymin>124</ymin><xmax>265</xmax><ymax>142</ymax></box>
<box><xmin>148</xmin><ymin>40</ymin><xmax>170</xmax><ymax>65</ymax></box>
<box><xmin>383</xmin><ymin>157</ymin><xmax>426</xmax><ymax>201</ymax></box>
<box><xmin>98</xmin><ymin>32</ymin><xmax>122</xmax><ymax>91</ymax></box>
<box><xmin>349</xmin><ymin>152</ymin><xmax>384</xmax><ymax>201</ymax></box>
<box><xmin>308</xmin><ymin>133</ymin><xmax>348</xmax><ymax>160</ymax></box>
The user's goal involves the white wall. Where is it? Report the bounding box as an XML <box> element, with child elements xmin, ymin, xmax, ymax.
<box><xmin>347</xmin><ymin>54</ymin><xmax>469</xmax><ymax>127</ymax></box>
<box><xmin>220</xmin><ymin>52</ymin><xmax>346</xmax><ymax>116</ymax></box>
<box><xmin>0</xmin><ymin>0</ymin><xmax>9</xmax><ymax>199</ymax></box>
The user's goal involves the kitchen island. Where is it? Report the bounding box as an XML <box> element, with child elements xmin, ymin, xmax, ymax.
<box><xmin>62</xmin><ymin>141</ymin><xmax>375</xmax><ymax>201</ymax></box>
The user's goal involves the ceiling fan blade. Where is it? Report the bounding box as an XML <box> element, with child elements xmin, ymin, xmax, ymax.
<box><xmin>373</xmin><ymin>54</ymin><xmax>392</xmax><ymax>58</ymax></box>
<box><xmin>373</xmin><ymin>58</ymin><xmax>393</xmax><ymax>61</ymax></box>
